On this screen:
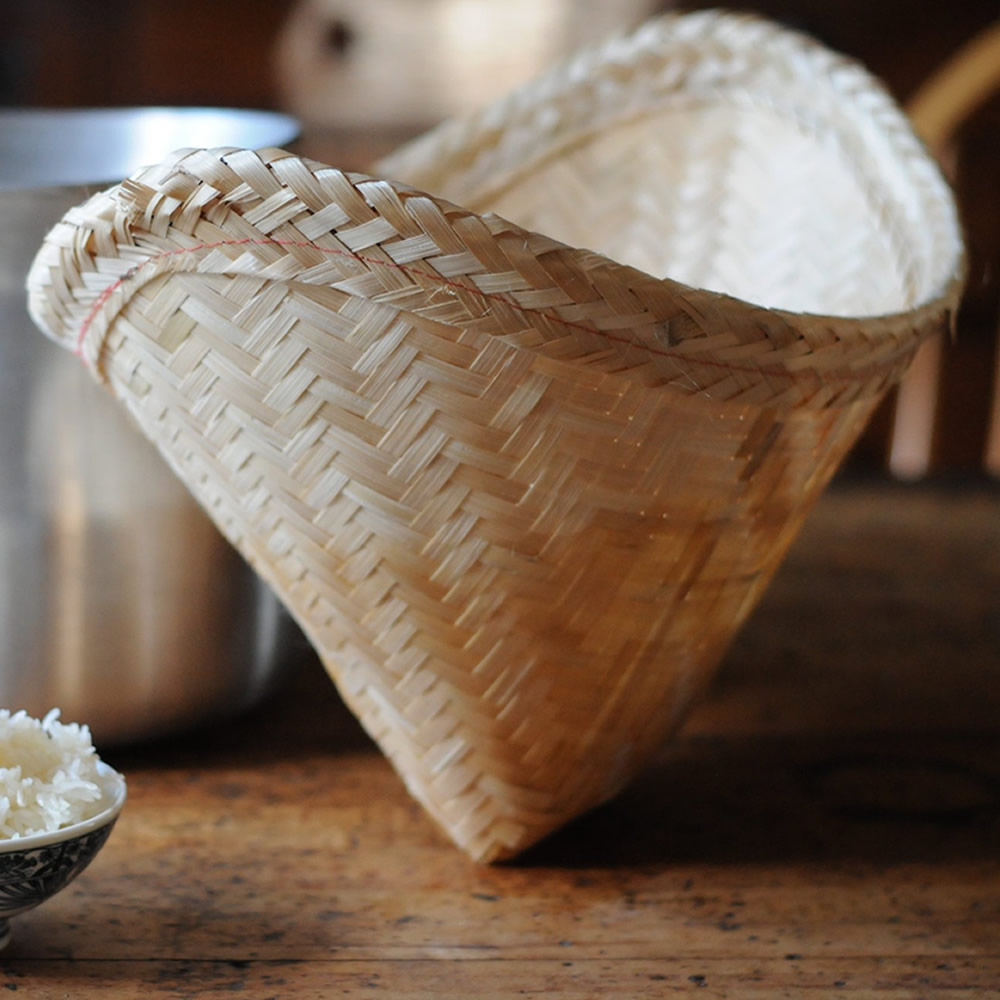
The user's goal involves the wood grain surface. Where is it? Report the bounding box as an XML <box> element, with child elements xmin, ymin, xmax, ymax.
<box><xmin>1</xmin><ymin>478</ymin><xmax>997</xmax><ymax>997</ymax></box>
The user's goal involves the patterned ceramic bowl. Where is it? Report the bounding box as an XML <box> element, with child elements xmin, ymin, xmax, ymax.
<box><xmin>0</xmin><ymin>762</ymin><xmax>126</xmax><ymax>950</ymax></box>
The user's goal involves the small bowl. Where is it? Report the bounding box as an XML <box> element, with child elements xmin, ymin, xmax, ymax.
<box><xmin>0</xmin><ymin>762</ymin><xmax>126</xmax><ymax>950</ymax></box>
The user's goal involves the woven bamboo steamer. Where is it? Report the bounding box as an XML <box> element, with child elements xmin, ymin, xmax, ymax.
<box><xmin>27</xmin><ymin>11</ymin><xmax>963</xmax><ymax>861</ymax></box>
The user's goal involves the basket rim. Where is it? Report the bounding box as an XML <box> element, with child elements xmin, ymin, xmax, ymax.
<box><xmin>41</xmin><ymin>147</ymin><xmax>960</xmax><ymax>411</ymax></box>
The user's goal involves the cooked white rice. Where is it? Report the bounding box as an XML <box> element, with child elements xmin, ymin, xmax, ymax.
<box><xmin>0</xmin><ymin>709</ymin><xmax>107</xmax><ymax>839</ymax></box>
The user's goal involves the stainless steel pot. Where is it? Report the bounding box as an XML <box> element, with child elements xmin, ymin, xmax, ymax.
<box><xmin>1</xmin><ymin>108</ymin><xmax>301</xmax><ymax>744</ymax></box>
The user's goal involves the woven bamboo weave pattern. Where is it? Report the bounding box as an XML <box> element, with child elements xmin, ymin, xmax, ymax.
<box><xmin>27</xmin><ymin>13</ymin><xmax>963</xmax><ymax>861</ymax></box>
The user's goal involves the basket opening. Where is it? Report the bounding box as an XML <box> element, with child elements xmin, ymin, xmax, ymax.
<box><xmin>475</xmin><ymin>101</ymin><xmax>949</xmax><ymax>319</ymax></box>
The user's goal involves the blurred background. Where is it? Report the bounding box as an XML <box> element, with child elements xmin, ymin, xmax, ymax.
<box><xmin>1</xmin><ymin>0</ymin><xmax>997</xmax><ymax>476</ymax></box>
<box><xmin>0</xmin><ymin>0</ymin><xmax>1000</xmax><ymax>478</ymax></box>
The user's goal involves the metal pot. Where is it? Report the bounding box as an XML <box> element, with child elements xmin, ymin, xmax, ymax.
<box><xmin>0</xmin><ymin>108</ymin><xmax>301</xmax><ymax>744</ymax></box>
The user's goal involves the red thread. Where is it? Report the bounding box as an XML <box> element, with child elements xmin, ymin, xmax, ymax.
<box><xmin>76</xmin><ymin>236</ymin><xmax>900</xmax><ymax>385</ymax></box>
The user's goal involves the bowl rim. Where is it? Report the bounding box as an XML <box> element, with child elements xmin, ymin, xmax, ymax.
<box><xmin>0</xmin><ymin>760</ymin><xmax>126</xmax><ymax>854</ymax></box>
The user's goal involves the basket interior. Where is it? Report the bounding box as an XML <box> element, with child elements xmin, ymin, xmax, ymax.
<box><xmin>379</xmin><ymin>15</ymin><xmax>964</xmax><ymax>325</ymax></box>
<box><xmin>472</xmin><ymin>102</ymin><xmax>935</xmax><ymax>319</ymax></box>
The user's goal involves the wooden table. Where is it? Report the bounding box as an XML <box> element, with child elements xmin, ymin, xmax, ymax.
<box><xmin>2</xmin><ymin>479</ymin><xmax>998</xmax><ymax>997</ymax></box>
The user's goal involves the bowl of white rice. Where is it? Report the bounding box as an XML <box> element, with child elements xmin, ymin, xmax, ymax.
<box><xmin>0</xmin><ymin>709</ymin><xmax>126</xmax><ymax>949</ymax></box>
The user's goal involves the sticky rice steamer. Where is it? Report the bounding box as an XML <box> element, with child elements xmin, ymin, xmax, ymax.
<box><xmin>28</xmin><ymin>12</ymin><xmax>963</xmax><ymax>860</ymax></box>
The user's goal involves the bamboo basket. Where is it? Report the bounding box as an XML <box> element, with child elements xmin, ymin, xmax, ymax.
<box><xmin>27</xmin><ymin>11</ymin><xmax>963</xmax><ymax>861</ymax></box>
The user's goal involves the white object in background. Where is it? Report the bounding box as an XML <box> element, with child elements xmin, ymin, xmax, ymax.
<box><xmin>275</xmin><ymin>0</ymin><xmax>664</xmax><ymax>129</ymax></box>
